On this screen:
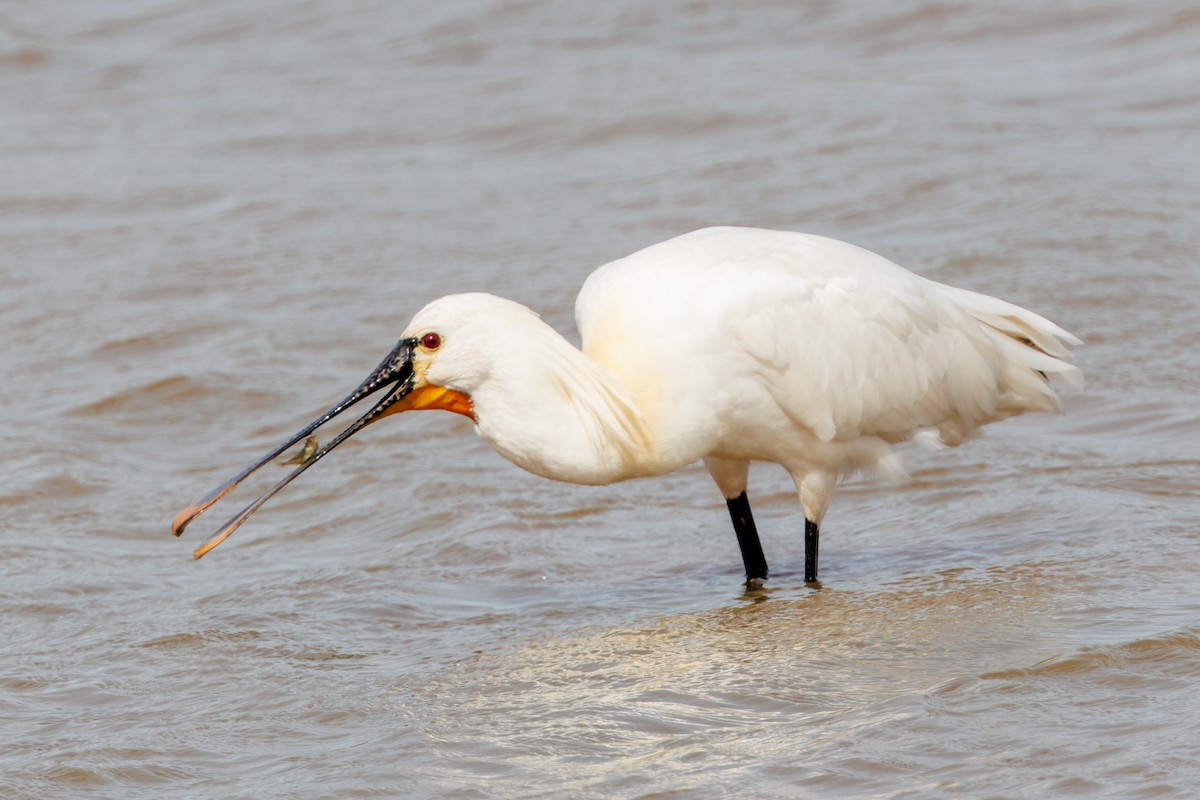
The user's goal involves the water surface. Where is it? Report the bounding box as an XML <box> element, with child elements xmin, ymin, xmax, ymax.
<box><xmin>2</xmin><ymin>1</ymin><xmax>1199</xmax><ymax>797</ymax></box>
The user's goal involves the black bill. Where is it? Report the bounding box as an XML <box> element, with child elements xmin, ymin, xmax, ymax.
<box><xmin>172</xmin><ymin>337</ymin><xmax>417</xmax><ymax>559</ymax></box>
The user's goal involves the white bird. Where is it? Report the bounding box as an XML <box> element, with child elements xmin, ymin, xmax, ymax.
<box><xmin>173</xmin><ymin>227</ymin><xmax>1082</xmax><ymax>584</ymax></box>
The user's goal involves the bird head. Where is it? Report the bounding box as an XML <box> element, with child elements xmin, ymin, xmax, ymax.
<box><xmin>170</xmin><ymin>295</ymin><xmax>514</xmax><ymax>558</ymax></box>
<box><xmin>392</xmin><ymin>293</ymin><xmax>506</xmax><ymax>418</ymax></box>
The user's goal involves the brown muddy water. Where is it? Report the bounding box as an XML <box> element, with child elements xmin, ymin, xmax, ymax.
<box><xmin>3</xmin><ymin>2</ymin><xmax>1199</xmax><ymax>798</ymax></box>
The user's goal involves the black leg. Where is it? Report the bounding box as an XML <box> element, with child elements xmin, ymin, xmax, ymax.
<box><xmin>725</xmin><ymin>491</ymin><xmax>768</xmax><ymax>583</ymax></box>
<box><xmin>804</xmin><ymin>517</ymin><xmax>819</xmax><ymax>583</ymax></box>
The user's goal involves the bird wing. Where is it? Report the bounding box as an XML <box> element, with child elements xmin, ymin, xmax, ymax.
<box><xmin>578</xmin><ymin>227</ymin><xmax>1078</xmax><ymax>448</ymax></box>
<box><xmin>718</xmin><ymin>264</ymin><xmax>1002</xmax><ymax>443</ymax></box>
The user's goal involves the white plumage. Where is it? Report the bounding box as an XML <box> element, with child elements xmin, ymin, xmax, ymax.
<box><xmin>174</xmin><ymin>227</ymin><xmax>1082</xmax><ymax>582</ymax></box>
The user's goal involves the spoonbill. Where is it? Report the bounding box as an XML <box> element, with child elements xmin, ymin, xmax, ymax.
<box><xmin>172</xmin><ymin>227</ymin><xmax>1081</xmax><ymax>584</ymax></box>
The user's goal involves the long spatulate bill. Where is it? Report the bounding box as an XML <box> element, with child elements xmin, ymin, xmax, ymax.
<box><xmin>172</xmin><ymin>337</ymin><xmax>417</xmax><ymax>558</ymax></box>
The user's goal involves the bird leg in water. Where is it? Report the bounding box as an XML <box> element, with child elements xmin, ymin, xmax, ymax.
<box><xmin>725</xmin><ymin>492</ymin><xmax>768</xmax><ymax>585</ymax></box>
<box><xmin>804</xmin><ymin>518</ymin><xmax>819</xmax><ymax>584</ymax></box>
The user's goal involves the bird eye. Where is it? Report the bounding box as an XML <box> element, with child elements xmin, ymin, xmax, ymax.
<box><xmin>421</xmin><ymin>332</ymin><xmax>442</xmax><ymax>350</ymax></box>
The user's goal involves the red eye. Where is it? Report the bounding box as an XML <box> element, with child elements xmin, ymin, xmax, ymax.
<box><xmin>421</xmin><ymin>332</ymin><xmax>441</xmax><ymax>350</ymax></box>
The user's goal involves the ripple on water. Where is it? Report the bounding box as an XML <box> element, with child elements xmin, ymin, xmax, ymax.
<box><xmin>383</xmin><ymin>566</ymin><xmax>1075</xmax><ymax>785</ymax></box>
<box><xmin>2</xmin><ymin>0</ymin><xmax>1200</xmax><ymax>797</ymax></box>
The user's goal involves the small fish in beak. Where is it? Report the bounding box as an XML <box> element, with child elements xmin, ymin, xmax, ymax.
<box><xmin>276</xmin><ymin>436</ymin><xmax>320</xmax><ymax>466</ymax></box>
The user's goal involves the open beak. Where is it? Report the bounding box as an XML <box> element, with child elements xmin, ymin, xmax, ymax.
<box><xmin>172</xmin><ymin>337</ymin><xmax>419</xmax><ymax>559</ymax></box>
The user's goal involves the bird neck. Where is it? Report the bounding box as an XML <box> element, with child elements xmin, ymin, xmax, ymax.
<box><xmin>469</xmin><ymin>325</ymin><xmax>654</xmax><ymax>486</ymax></box>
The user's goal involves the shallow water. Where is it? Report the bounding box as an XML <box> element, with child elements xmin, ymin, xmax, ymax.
<box><xmin>3</xmin><ymin>1</ymin><xmax>1199</xmax><ymax>797</ymax></box>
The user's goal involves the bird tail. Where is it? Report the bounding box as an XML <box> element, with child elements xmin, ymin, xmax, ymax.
<box><xmin>935</xmin><ymin>282</ymin><xmax>1084</xmax><ymax>415</ymax></box>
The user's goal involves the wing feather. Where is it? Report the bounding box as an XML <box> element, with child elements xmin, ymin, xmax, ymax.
<box><xmin>577</xmin><ymin>227</ymin><xmax>1080</xmax><ymax>451</ymax></box>
<box><xmin>696</xmin><ymin>236</ymin><xmax>1071</xmax><ymax>445</ymax></box>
